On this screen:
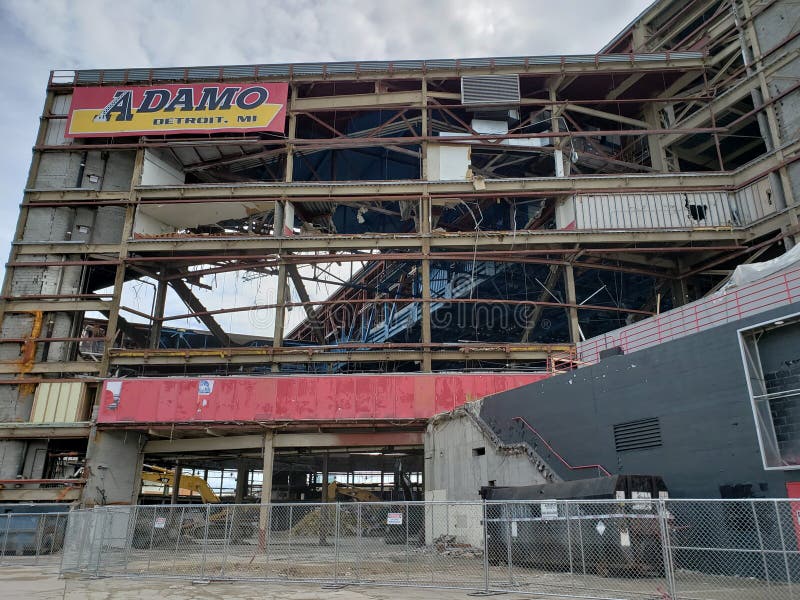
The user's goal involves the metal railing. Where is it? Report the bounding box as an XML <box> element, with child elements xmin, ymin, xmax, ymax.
<box><xmin>0</xmin><ymin>511</ymin><xmax>69</xmax><ymax>566</ymax></box>
<box><xmin>60</xmin><ymin>498</ymin><xmax>800</xmax><ymax>599</ymax></box>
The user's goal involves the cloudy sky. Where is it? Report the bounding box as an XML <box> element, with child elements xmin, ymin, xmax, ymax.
<box><xmin>0</xmin><ymin>0</ymin><xmax>653</xmax><ymax>335</ymax></box>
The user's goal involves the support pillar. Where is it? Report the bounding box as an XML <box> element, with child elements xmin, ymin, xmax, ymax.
<box><xmin>644</xmin><ymin>104</ymin><xmax>668</xmax><ymax>172</ymax></box>
<box><xmin>83</xmin><ymin>430</ymin><xmax>145</xmax><ymax>506</ymax></box>
<box><xmin>234</xmin><ymin>459</ymin><xmax>248</xmax><ymax>503</ymax></box>
<box><xmin>258</xmin><ymin>431</ymin><xmax>274</xmax><ymax>548</ymax></box>
<box><xmin>671</xmin><ymin>279</ymin><xmax>689</xmax><ymax>308</ymax></box>
<box><xmin>420</xmin><ymin>194</ymin><xmax>432</xmax><ymax>372</ymax></box>
<box><xmin>271</xmin><ymin>263</ymin><xmax>288</xmax><ymax>372</ymax></box>
<box><xmin>549</xmin><ymin>87</ymin><xmax>564</xmax><ymax>177</ymax></box>
<box><xmin>149</xmin><ymin>278</ymin><xmax>168</xmax><ymax>349</ymax></box>
<box><xmin>564</xmin><ymin>264</ymin><xmax>581</xmax><ymax>343</ymax></box>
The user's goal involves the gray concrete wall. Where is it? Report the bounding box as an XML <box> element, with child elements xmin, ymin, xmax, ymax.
<box><xmin>34</xmin><ymin>150</ymin><xmax>134</xmax><ymax>191</ymax></box>
<box><xmin>424</xmin><ymin>407</ymin><xmax>549</xmax><ymax>502</ymax></box>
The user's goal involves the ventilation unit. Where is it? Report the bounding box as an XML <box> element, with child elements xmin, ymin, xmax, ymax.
<box><xmin>613</xmin><ymin>417</ymin><xmax>662</xmax><ymax>452</ymax></box>
<box><xmin>461</xmin><ymin>75</ymin><xmax>520</xmax><ymax>106</ymax></box>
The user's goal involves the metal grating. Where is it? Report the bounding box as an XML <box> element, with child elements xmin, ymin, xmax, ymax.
<box><xmin>613</xmin><ymin>417</ymin><xmax>662</xmax><ymax>452</ymax></box>
<box><xmin>461</xmin><ymin>74</ymin><xmax>520</xmax><ymax>105</ymax></box>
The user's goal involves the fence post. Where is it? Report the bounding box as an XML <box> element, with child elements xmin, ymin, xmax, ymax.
<box><xmin>405</xmin><ymin>503</ymin><xmax>410</xmax><ymax>584</ymax></box>
<box><xmin>334</xmin><ymin>503</ymin><xmax>341</xmax><ymax>585</ymax></box>
<box><xmin>94</xmin><ymin>510</ymin><xmax>110</xmax><ymax>577</ymax></box>
<box><xmin>123</xmin><ymin>505</ymin><xmax>137</xmax><ymax>576</ymax></box>
<box><xmin>752</xmin><ymin>502</ymin><xmax>771</xmax><ymax>587</ymax></box>
<box><xmin>657</xmin><ymin>499</ymin><xmax>677</xmax><ymax>599</ymax></box>
<box><xmin>356</xmin><ymin>503</ymin><xmax>362</xmax><ymax>583</ymax></box>
<box><xmin>200</xmin><ymin>504</ymin><xmax>211</xmax><ymax>580</ymax></box>
<box><xmin>774</xmin><ymin>500</ymin><xmax>793</xmax><ymax>595</ymax></box>
<box><xmin>482</xmin><ymin>500</ymin><xmax>490</xmax><ymax>593</ymax></box>
<box><xmin>565</xmin><ymin>500</ymin><xmax>575</xmax><ymax>594</ymax></box>
<box><xmin>145</xmin><ymin>507</ymin><xmax>156</xmax><ymax>574</ymax></box>
<box><xmin>264</xmin><ymin>505</ymin><xmax>272</xmax><ymax>579</ymax></box>
<box><xmin>221</xmin><ymin>504</ymin><xmax>234</xmax><ymax>579</ymax></box>
<box><xmin>1</xmin><ymin>514</ymin><xmax>10</xmax><ymax>564</ymax></box>
<box><xmin>505</xmin><ymin>503</ymin><xmax>513</xmax><ymax>586</ymax></box>
<box><xmin>74</xmin><ymin>512</ymin><xmax>88</xmax><ymax>573</ymax></box>
<box><xmin>171</xmin><ymin>506</ymin><xmax>185</xmax><ymax>574</ymax></box>
<box><xmin>33</xmin><ymin>514</ymin><xmax>45</xmax><ymax>565</ymax></box>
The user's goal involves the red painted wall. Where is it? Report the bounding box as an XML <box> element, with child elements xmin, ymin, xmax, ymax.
<box><xmin>97</xmin><ymin>374</ymin><xmax>547</xmax><ymax>424</ymax></box>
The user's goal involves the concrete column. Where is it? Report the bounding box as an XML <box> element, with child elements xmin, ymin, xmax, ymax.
<box><xmin>83</xmin><ymin>430</ymin><xmax>145</xmax><ymax>506</ymax></box>
<box><xmin>563</xmin><ymin>264</ymin><xmax>581</xmax><ymax>343</ymax></box>
<box><xmin>258</xmin><ymin>431</ymin><xmax>274</xmax><ymax>548</ymax></box>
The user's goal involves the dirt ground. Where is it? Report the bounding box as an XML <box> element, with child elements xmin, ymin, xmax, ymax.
<box><xmin>0</xmin><ymin>563</ymin><xmax>541</xmax><ymax>600</ymax></box>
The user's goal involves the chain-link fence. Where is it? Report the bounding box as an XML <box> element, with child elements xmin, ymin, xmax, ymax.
<box><xmin>0</xmin><ymin>511</ymin><xmax>69</xmax><ymax>566</ymax></box>
<box><xmin>59</xmin><ymin>499</ymin><xmax>800</xmax><ymax>599</ymax></box>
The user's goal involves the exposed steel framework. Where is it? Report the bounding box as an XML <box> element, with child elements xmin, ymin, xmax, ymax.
<box><xmin>0</xmin><ymin>0</ymin><xmax>799</xmax><ymax>501</ymax></box>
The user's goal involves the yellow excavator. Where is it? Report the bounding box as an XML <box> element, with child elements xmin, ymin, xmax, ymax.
<box><xmin>135</xmin><ymin>466</ymin><xmax>255</xmax><ymax>548</ymax></box>
<box><xmin>141</xmin><ymin>465</ymin><xmax>221</xmax><ymax>503</ymax></box>
<box><xmin>327</xmin><ymin>481</ymin><xmax>382</xmax><ymax>503</ymax></box>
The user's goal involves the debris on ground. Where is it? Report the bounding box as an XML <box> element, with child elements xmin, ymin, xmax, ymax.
<box><xmin>290</xmin><ymin>508</ymin><xmax>383</xmax><ymax>536</ymax></box>
<box><xmin>431</xmin><ymin>535</ymin><xmax>483</xmax><ymax>558</ymax></box>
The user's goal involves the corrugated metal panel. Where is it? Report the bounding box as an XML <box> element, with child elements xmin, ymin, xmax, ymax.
<box><xmin>51</xmin><ymin>94</ymin><xmax>72</xmax><ymax>116</ymax></box>
<box><xmin>71</xmin><ymin>52</ymin><xmax>704</xmax><ymax>85</ymax></box>
<box><xmin>30</xmin><ymin>382</ymin><xmax>87</xmax><ymax>423</ymax></box>
<box><xmin>557</xmin><ymin>191</ymin><xmax>734</xmax><ymax>230</ymax></box>
<box><xmin>44</xmin><ymin>119</ymin><xmax>68</xmax><ymax>146</ymax></box>
<box><xmin>461</xmin><ymin>75</ymin><xmax>520</xmax><ymax>105</ymax></box>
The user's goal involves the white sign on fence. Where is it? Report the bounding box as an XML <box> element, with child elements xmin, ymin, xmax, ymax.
<box><xmin>387</xmin><ymin>512</ymin><xmax>403</xmax><ymax>525</ymax></box>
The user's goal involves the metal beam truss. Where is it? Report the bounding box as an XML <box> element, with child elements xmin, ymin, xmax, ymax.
<box><xmin>0</xmin><ymin>0</ymin><xmax>798</xmax><ymax>392</ymax></box>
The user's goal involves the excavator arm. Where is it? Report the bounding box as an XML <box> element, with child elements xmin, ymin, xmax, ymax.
<box><xmin>141</xmin><ymin>465</ymin><xmax>221</xmax><ymax>504</ymax></box>
<box><xmin>327</xmin><ymin>481</ymin><xmax>382</xmax><ymax>503</ymax></box>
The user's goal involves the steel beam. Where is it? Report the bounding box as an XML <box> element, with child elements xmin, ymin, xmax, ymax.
<box><xmin>108</xmin><ymin>348</ymin><xmax>559</xmax><ymax>366</ymax></box>
<box><xmin>0</xmin><ymin>362</ymin><xmax>102</xmax><ymax>374</ymax></box>
<box><xmin>2</xmin><ymin>300</ymin><xmax>111</xmax><ymax>313</ymax></box>
<box><xmin>143</xmin><ymin>431</ymin><xmax>425</xmax><ymax>453</ymax></box>
<box><xmin>0</xmin><ymin>422</ymin><xmax>92</xmax><ymax>439</ymax></box>
<box><xmin>170</xmin><ymin>279</ymin><xmax>236</xmax><ymax>347</ymax></box>
<box><xmin>0</xmin><ymin>488</ymin><xmax>81</xmax><ymax>502</ymax></box>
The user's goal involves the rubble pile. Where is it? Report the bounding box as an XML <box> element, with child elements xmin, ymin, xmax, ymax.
<box><xmin>432</xmin><ymin>535</ymin><xmax>483</xmax><ymax>558</ymax></box>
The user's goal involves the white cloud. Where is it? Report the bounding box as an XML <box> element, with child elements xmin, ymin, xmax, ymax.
<box><xmin>0</xmin><ymin>0</ymin><xmax>652</xmax><ymax>336</ymax></box>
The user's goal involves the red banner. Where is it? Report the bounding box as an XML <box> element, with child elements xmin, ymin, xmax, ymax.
<box><xmin>66</xmin><ymin>83</ymin><xmax>288</xmax><ymax>138</ymax></box>
<box><xmin>98</xmin><ymin>374</ymin><xmax>547</xmax><ymax>423</ymax></box>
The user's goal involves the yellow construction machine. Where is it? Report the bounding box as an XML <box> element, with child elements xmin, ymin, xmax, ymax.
<box><xmin>134</xmin><ymin>466</ymin><xmax>255</xmax><ymax>548</ymax></box>
<box><xmin>140</xmin><ymin>464</ymin><xmax>221</xmax><ymax>503</ymax></box>
<box><xmin>327</xmin><ymin>480</ymin><xmax>382</xmax><ymax>503</ymax></box>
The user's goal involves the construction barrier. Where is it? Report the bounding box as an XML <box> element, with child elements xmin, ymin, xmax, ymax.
<box><xmin>57</xmin><ymin>498</ymin><xmax>800</xmax><ymax>599</ymax></box>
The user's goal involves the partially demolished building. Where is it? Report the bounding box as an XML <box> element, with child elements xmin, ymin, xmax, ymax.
<box><xmin>0</xmin><ymin>0</ymin><xmax>798</xmax><ymax>505</ymax></box>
